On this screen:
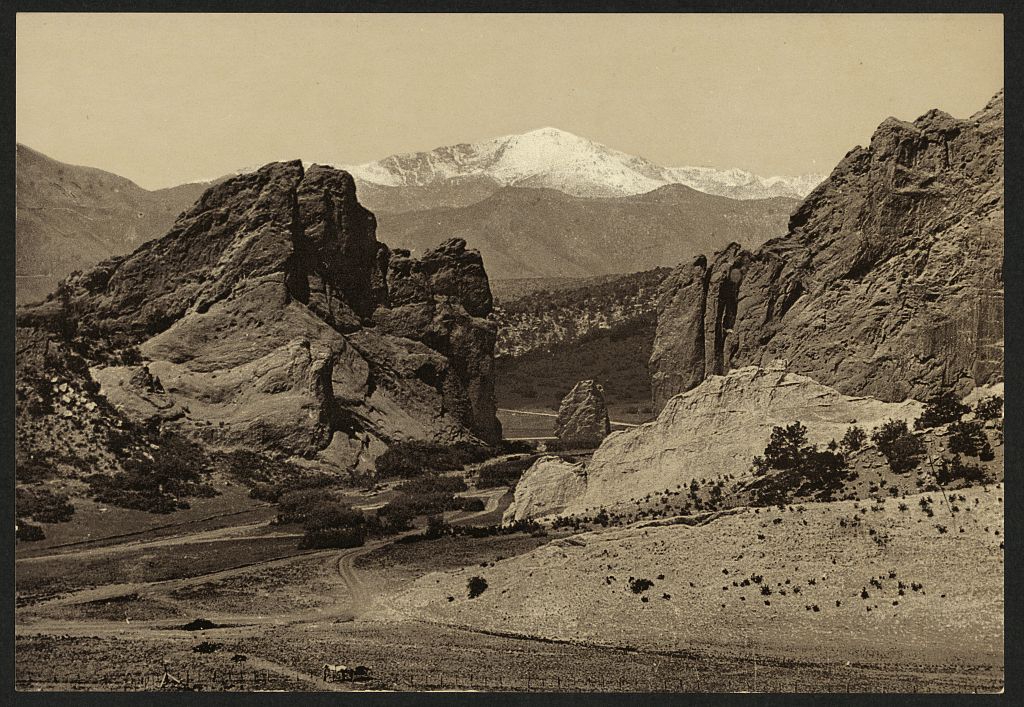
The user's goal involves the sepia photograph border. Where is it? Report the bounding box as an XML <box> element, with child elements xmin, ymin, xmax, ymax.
<box><xmin>1</xmin><ymin>1</ymin><xmax>1020</xmax><ymax>705</ymax></box>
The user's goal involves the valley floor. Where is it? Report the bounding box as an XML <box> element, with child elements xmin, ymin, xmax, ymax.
<box><xmin>14</xmin><ymin>480</ymin><xmax>1003</xmax><ymax>693</ymax></box>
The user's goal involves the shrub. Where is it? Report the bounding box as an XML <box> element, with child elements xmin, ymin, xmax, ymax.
<box><xmin>915</xmin><ymin>391</ymin><xmax>970</xmax><ymax>430</ymax></box>
<box><xmin>628</xmin><ymin>577</ymin><xmax>655</xmax><ymax>594</ymax></box>
<box><xmin>396</xmin><ymin>475</ymin><xmax>467</xmax><ymax>495</ymax></box>
<box><xmin>872</xmin><ymin>420</ymin><xmax>910</xmax><ymax>455</ymax></box>
<box><xmin>301</xmin><ymin>526</ymin><xmax>365</xmax><ymax>549</ymax></box>
<box><xmin>276</xmin><ymin>489</ymin><xmax>330</xmax><ymax>525</ymax></box>
<box><xmin>935</xmin><ymin>455</ymin><xmax>989</xmax><ymax>486</ymax></box>
<box><xmin>16</xmin><ymin>521</ymin><xmax>45</xmax><ymax>542</ymax></box>
<box><xmin>87</xmin><ymin>430</ymin><xmax>216</xmax><ymax>513</ymax></box>
<box><xmin>748</xmin><ymin>422</ymin><xmax>849</xmax><ymax>505</ymax></box>
<box><xmin>841</xmin><ymin>426</ymin><xmax>867</xmax><ymax>452</ymax></box>
<box><xmin>884</xmin><ymin>434</ymin><xmax>926</xmax><ymax>474</ymax></box>
<box><xmin>15</xmin><ymin>458</ymin><xmax>57</xmax><ymax>484</ymax></box>
<box><xmin>459</xmin><ymin>497</ymin><xmax>486</xmax><ymax>512</ymax></box>
<box><xmin>947</xmin><ymin>421</ymin><xmax>989</xmax><ymax>458</ymax></box>
<box><xmin>476</xmin><ymin>455</ymin><xmax>536</xmax><ymax>488</ymax></box>
<box><xmin>497</xmin><ymin>440</ymin><xmax>535</xmax><ymax>455</ymax></box>
<box><xmin>375</xmin><ymin>503</ymin><xmax>415</xmax><ymax>534</ymax></box>
<box><xmin>181</xmin><ymin>618</ymin><xmax>219</xmax><ymax>631</ymax></box>
<box><xmin>973</xmin><ymin>395</ymin><xmax>1003</xmax><ymax>421</ymax></box>
<box><xmin>467</xmin><ymin>576</ymin><xmax>488</xmax><ymax>599</ymax></box>
<box><xmin>872</xmin><ymin>420</ymin><xmax>925</xmax><ymax>473</ymax></box>
<box><xmin>425</xmin><ymin>515</ymin><xmax>451</xmax><ymax>538</ymax></box>
<box><xmin>300</xmin><ymin>500</ymin><xmax>368</xmax><ymax>549</ymax></box>
<box><xmin>375</xmin><ymin>442</ymin><xmax>493</xmax><ymax>478</ymax></box>
<box><xmin>15</xmin><ymin>487</ymin><xmax>75</xmax><ymax>523</ymax></box>
<box><xmin>215</xmin><ymin>449</ymin><xmax>316</xmax><ymax>499</ymax></box>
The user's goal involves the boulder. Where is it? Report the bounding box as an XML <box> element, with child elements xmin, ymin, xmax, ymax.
<box><xmin>651</xmin><ymin>91</ymin><xmax>1004</xmax><ymax>409</ymax></box>
<box><xmin>554</xmin><ymin>380</ymin><xmax>611</xmax><ymax>448</ymax></box>
<box><xmin>503</xmin><ymin>456</ymin><xmax>588</xmax><ymax>523</ymax></box>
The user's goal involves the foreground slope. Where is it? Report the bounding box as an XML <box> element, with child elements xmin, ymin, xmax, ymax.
<box><xmin>651</xmin><ymin>91</ymin><xmax>1004</xmax><ymax>408</ymax></box>
<box><xmin>397</xmin><ymin>485</ymin><xmax>1003</xmax><ymax>668</ymax></box>
<box><xmin>15</xmin><ymin>144</ymin><xmax>211</xmax><ymax>304</ymax></box>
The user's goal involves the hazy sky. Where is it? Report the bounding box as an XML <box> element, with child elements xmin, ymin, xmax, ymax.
<box><xmin>17</xmin><ymin>13</ymin><xmax>1003</xmax><ymax>190</ymax></box>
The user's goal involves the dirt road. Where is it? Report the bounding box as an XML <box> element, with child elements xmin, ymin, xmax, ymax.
<box><xmin>498</xmin><ymin>407</ymin><xmax>640</xmax><ymax>428</ymax></box>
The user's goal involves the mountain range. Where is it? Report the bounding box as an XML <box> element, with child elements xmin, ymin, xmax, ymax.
<box><xmin>16</xmin><ymin>129</ymin><xmax>818</xmax><ymax>302</ymax></box>
<box><xmin>343</xmin><ymin>127</ymin><xmax>824</xmax><ymax>208</ymax></box>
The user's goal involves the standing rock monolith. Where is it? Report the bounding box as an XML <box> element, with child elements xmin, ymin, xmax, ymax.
<box><xmin>554</xmin><ymin>380</ymin><xmax>611</xmax><ymax>449</ymax></box>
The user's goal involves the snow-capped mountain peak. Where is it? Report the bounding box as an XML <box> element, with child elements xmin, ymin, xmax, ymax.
<box><xmin>343</xmin><ymin>129</ymin><xmax>824</xmax><ymax>200</ymax></box>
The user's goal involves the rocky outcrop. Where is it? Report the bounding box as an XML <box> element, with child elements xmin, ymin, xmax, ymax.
<box><xmin>503</xmin><ymin>456</ymin><xmax>587</xmax><ymax>523</ymax></box>
<box><xmin>17</xmin><ymin>161</ymin><xmax>501</xmax><ymax>472</ymax></box>
<box><xmin>557</xmin><ymin>362</ymin><xmax>923</xmax><ymax>517</ymax></box>
<box><xmin>652</xmin><ymin>92</ymin><xmax>1004</xmax><ymax>409</ymax></box>
<box><xmin>554</xmin><ymin>380</ymin><xmax>611</xmax><ymax>448</ymax></box>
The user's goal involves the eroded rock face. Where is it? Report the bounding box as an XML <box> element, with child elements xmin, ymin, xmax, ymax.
<box><xmin>554</xmin><ymin>380</ymin><xmax>611</xmax><ymax>448</ymax></box>
<box><xmin>652</xmin><ymin>92</ymin><xmax>1004</xmax><ymax>409</ymax></box>
<box><xmin>558</xmin><ymin>363</ymin><xmax>923</xmax><ymax>518</ymax></box>
<box><xmin>503</xmin><ymin>455</ymin><xmax>588</xmax><ymax>523</ymax></box>
<box><xmin>18</xmin><ymin>161</ymin><xmax>501</xmax><ymax>471</ymax></box>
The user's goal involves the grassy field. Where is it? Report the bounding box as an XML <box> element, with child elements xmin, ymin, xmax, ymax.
<box><xmin>16</xmin><ymin>535</ymin><xmax>307</xmax><ymax>605</ymax></box>
<box><xmin>355</xmin><ymin>532</ymin><xmax>557</xmax><ymax>585</ymax></box>
<box><xmin>15</xmin><ymin>481</ymin><xmax>275</xmax><ymax>557</ymax></box>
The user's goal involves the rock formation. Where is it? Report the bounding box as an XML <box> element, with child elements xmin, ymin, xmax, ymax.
<box><xmin>554</xmin><ymin>380</ymin><xmax>611</xmax><ymax>448</ymax></box>
<box><xmin>651</xmin><ymin>91</ymin><xmax>1004</xmax><ymax>409</ymax></box>
<box><xmin>527</xmin><ymin>362</ymin><xmax>923</xmax><ymax>519</ymax></box>
<box><xmin>17</xmin><ymin>161</ymin><xmax>501</xmax><ymax>473</ymax></box>
<box><xmin>503</xmin><ymin>456</ymin><xmax>587</xmax><ymax>523</ymax></box>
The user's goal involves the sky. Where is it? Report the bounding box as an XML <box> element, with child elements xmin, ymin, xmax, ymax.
<box><xmin>16</xmin><ymin>13</ymin><xmax>1004</xmax><ymax>190</ymax></box>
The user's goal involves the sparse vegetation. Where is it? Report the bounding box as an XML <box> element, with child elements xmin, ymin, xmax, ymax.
<box><xmin>15</xmin><ymin>487</ymin><xmax>75</xmax><ymax>523</ymax></box>
<box><xmin>915</xmin><ymin>391</ymin><xmax>970</xmax><ymax>430</ymax></box>
<box><xmin>871</xmin><ymin>420</ymin><xmax>925</xmax><ymax>474</ymax></box>
<box><xmin>375</xmin><ymin>442</ymin><xmax>493</xmax><ymax>478</ymax></box>
<box><xmin>467</xmin><ymin>576</ymin><xmax>488</xmax><ymax>599</ymax></box>
<box><xmin>973</xmin><ymin>395</ymin><xmax>1003</xmax><ymax>421</ymax></box>
<box><xmin>840</xmin><ymin>426</ymin><xmax>867</xmax><ymax>452</ymax></box>
<box><xmin>628</xmin><ymin>577</ymin><xmax>655</xmax><ymax>594</ymax></box>
<box><xmin>476</xmin><ymin>455</ymin><xmax>537</xmax><ymax>489</ymax></box>
<box><xmin>947</xmin><ymin>421</ymin><xmax>991</xmax><ymax>458</ymax></box>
